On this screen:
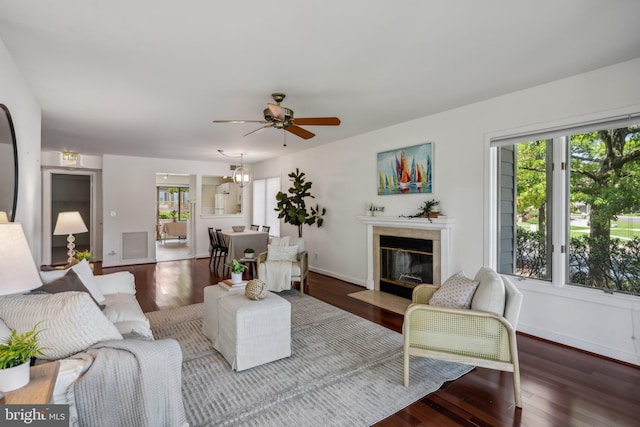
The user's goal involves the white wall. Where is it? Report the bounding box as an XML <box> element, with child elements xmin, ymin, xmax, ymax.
<box><xmin>0</xmin><ymin>38</ymin><xmax>42</xmax><ymax>263</ymax></box>
<box><xmin>102</xmin><ymin>155</ymin><xmax>250</xmax><ymax>267</ymax></box>
<box><xmin>252</xmin><ymin>58</ymin><xmax>640</xmax><ymax>365</ymax></box>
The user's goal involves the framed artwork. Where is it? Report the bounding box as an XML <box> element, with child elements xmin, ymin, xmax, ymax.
<box><xmin>377</xmin><ymin>143</ymin><xmax>433</xmax><ymax>195</ymax></box>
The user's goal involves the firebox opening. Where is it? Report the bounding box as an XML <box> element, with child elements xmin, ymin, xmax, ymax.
<box><xmin>380</xmin><ymin>235</ymin><xmax>433</xmax><ymax>299</ymax></box>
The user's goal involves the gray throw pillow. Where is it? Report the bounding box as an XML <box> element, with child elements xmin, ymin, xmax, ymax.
<box><xmin>33</xmin><ymin>269</ymin><xmax>105</xmax><ymax>309</ymax></box>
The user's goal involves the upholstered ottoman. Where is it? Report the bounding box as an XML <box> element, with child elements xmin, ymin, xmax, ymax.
<box><xmin>212</xmin><ymin>292</ymin><xmax>291</xmax><ymax>371</ymax></box>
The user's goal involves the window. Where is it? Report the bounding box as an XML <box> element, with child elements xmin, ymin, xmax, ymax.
<box><xmin>494</xmin><ymin>115</ymin><xmax>640</xmax><ymax>296</ymax></box>
<box><xmin>157</xmin><ymin>186</ymin><xmax>189</xmax><ymax>220</ymax></box>
<box><xmin>252</xmin><ymin>177</ymin><xmax>280</xmax><ymax>236</ymax></box>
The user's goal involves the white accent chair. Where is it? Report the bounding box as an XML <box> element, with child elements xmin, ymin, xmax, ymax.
<box><xmin>256</xmin><ymin>236</ymin><xmax>309</xmax><ymax>297</ymax></box>
<box><xmin>402</xmin><ymin>267</ymin><xmax>523</xmax><ymax>408</ymax></box>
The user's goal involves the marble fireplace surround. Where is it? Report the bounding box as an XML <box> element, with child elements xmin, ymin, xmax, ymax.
<box><xmin>357</xmin><ymin>216</ymin><xmax>455</xmax><ymax>291</ymax></box>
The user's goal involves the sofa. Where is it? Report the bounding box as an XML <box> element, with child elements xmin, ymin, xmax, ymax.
<box><xmin>0</xmin><ymin>259</ymin><xmax>187</xmax><ymax>427</ymax></box>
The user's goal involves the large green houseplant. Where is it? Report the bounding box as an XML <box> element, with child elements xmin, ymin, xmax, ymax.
<box><xmin>275</xmin><ymin>169</ymin><xmax>326</xmax><ymax>238</ymax></box>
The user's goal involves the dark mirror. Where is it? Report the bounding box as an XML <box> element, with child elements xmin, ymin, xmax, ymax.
<box><xmin>0</xmin><ymin>104</ymin><xmax>18</xmax><ymax>222</ymax></box>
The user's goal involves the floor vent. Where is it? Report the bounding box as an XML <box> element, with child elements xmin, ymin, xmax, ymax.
<box><xmin>122</xmin><ymin>231</ymin><xmax>148</xmax><ymax>260</ymax></box>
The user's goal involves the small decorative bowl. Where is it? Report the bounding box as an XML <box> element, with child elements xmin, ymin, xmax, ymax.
<box><xmin>232</xmin><ymin>225</ymin><xmax>245</xmax><ymax>232</ymax></box>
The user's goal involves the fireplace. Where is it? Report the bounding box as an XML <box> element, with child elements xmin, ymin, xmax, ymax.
<box><xmin>358</xmin><ymin>216</ymin><xmax>454</xmax><ymax>298</ymax></box>
<box><xmin>380</xmin><ymin>235</ymin><xmax>433</xmax><ymax>299</ymax></box>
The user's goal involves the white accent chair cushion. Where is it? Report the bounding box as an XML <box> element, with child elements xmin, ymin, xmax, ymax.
<box><xmin>472</xmin><ymin>267</ymin><xmax>507</xmax><ymax>316</ymax></box>
<box><xmin>0</xmin><ymin>292</ymin><xmax>122</xmax><ymax>359</ymax></box>
<box><xmin>266</xmin><ymin>244</ymin><xmax>298</xmax><ymax>262</ymax></box>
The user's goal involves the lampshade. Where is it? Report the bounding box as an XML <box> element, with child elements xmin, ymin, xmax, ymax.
<box><xmin>53</xmin><ymin>211</ymin><xmax>88</xmax><ymax>235</ymax></box>
<box><xmin>0</xmin><ymin>223</ymin><xmax>42</xmax><ymax>295</ymax></box>
<box><xmin>0</xmin><ymin>211</ymin><xmax>8</xmax><ymax>223</ymax></box>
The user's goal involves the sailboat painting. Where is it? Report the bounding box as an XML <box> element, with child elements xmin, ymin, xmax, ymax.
<box><xmin>377</xmin><ymin>143</ymin><xmax>433</xmax><ymax>195</ymax></box>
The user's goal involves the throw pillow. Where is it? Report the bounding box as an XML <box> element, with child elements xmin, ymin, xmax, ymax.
<box><xmin>33</xmin><ymin>269</ymin><xmax>104</xmax><ymax>308</ymax></box>
<box><xmin>39</xmin><ymin>259</ymin><xmax>106</xmax><ymax>306</ymax></box>
<box><xmin>266</xmin><ymin>244</ymin><xmax>298</xmax><ymax>262</ymax></box>
<box><xmin>0</xmin><ymin>292</ymin><xmax>123</xmax><ymax>360</ymax></box>
<box><xmin>270</xmin><ymin>236</ymin><xmax>291</xmax><ymax>247</ymax></box>
<box><xmin>0</xmin><ymin>318</ymin><xmax>12</xmax><ymax>342</ymax></box>
<box><xmin>429</xmin><ymin>271</ymin><xmax>479</xmax><ymax>309</ymax></box>
<box><xmin>471</xmin><ymin>267</ymin><xmax>506</xmax><ymax>316</ymax></box>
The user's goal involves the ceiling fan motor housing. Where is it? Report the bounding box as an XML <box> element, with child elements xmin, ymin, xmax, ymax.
<box><xmin>263</xmin><ymin>107</ymin><xmax>293</xmax><ymax>122</ymax></box>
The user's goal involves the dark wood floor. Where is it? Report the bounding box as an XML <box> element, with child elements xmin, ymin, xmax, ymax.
<box><xmin>100</xmin><ymin>258</ymin><xmax>640</xmax><ymax>427</ymax></box>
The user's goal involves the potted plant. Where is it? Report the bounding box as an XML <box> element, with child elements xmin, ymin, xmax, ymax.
<box><xmin>243</xmin><ymin>248</ymin><xmax>255</xmax><ymax>259</ymax></box>
<box><xmin>275</xmin><ymin>168</ymin><xmax>326</xmax><ymax>237</ymax></box>
<box><xmin>74</xmin><ymin>249</ymin><xmax>91</xmax><ymax>262</ymax></box>
<box><xmin>0</xmin><ymin>324</ymin><xmax>45</xmax><ymax>392</ymax></box>
<box><xmin>225</xmin><ymin>259</ymin><xmax>247</xmax><ymax>284</ymax></box>
<box><xmin>170</xmin><ymin>210</ymin><xmax>178</xmax><ymax>222</ymax></box>
<box><xmin>407</xmin><ymin>199</ymin><xmax>440</xmax><ymax>220</ymax></box>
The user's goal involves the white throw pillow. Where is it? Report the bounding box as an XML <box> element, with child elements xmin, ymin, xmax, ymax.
<box><xmin>266</xmin><ymin>244</ymin><xmax>298</xmax><ymax>262</ymax></box>
<box><xmin>0</xmin><ymin>292</ymin><xmax>122</xmax><ymax>359</ymax></box>
<box><xmin>0</xmin><ymin>318</ymin><xmax>12</xmax><ymax>342</ymax></box>
<box><xmin>39</xmin><ymin>259</ymin><xmax>106</xmax><ymax>305</ymax></box>
<box><xmin>270</xmin><ymin>236</ymin><xmax>291</xmax><ymax>247</ymax></box>
<box><xmin>429</xmin><ymin>271</ymin><xmax>479</xmax><ymax>309</ymax></box>
<box><xmin>471</xmin><ymin>267</ymin><xmax>506</xmax><ymax>316</ymax></box>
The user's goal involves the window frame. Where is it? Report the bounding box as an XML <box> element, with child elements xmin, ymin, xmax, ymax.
<box><xmin>487</xmin><ymin>110</ymin><xmax>640</xmax><ymax>300</ymax></box>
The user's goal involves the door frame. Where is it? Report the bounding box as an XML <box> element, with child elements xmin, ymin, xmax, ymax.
<box><xmin>42</xmin><ymin>169</ymin><xmax>100</xmax><ymax>265</ymax></box>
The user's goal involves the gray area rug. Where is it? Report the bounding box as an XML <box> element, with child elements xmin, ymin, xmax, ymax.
<box><xmin>146</xmin><ymin>290</ymin><xmax>473</xmax><ymax>427</ymax></box>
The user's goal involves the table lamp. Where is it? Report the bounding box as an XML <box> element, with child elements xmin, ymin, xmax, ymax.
<box><xmin>53</xmin><ymin>211</ymin><xmax>88</xmax><ymax>264</ymax></box>
<box><xmin>0</xmin><ymin>223</ymin><xmax>42</xmax><ymax>295</ymax></box>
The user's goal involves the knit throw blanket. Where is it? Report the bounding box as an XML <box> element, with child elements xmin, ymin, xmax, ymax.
<box><xmin>73</xmin><ymin>339</ymin><xmax>187</xmax><ymax>427</ymax></box>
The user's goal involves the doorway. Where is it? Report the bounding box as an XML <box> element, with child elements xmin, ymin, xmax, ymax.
<box><xmin>42</xmin><ymin>170</ymin><xmax>100</xmax><ymax>266</ymax></box>
<box><xmin>155</xmin><ymin>173</ymin><xmax>194</xmax><ymax>262</ymax></box>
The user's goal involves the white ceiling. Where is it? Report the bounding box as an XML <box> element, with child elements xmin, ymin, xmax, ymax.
<box><xmin>1</xmin><ymin>1</ymin><xmax>639</xmax><ymax>163</ymax></box>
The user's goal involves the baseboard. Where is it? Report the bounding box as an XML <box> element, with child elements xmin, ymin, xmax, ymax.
<box><xmin>519</xmin><ymin>324</ymin><xmax>639</xmax><ymax>367</ymax></box>
<box><xmin>308</xmin><ymin>266</ymin><xmax>366</xmax><ymax>288</ymax></box>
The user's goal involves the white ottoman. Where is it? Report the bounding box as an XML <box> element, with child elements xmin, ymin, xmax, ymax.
<box><xmin>202</xmin><ymin>284</ymin><xmax>245</xmax><ymax>344</ymax></box>
<box><xmin>210</xmin><ymin>291</ymin><xmax>291</xmax><ymax>371</ymax></box>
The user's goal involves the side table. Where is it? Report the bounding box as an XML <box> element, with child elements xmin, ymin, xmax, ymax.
<box><xmin>2</xmin><ymin>361</ymin><xmax>59</xmax><ymax>404</ymax></box>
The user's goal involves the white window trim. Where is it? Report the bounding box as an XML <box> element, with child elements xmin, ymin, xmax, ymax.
<box><xmin>484</xmin><ymin>104</ymin><xmax>640</xmax><ymax>302</ymax></box>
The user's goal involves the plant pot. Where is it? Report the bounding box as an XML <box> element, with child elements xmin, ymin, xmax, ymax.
<box><xmin>231</xmin><ymin>272</ymin><xmax>243</xmax><ymax>284</ymax></box>
<box><xmin>244</xmin><ymin>253</ymin><xmax>254</xmax><ymax>259</ymax></box>
<box><xmin>0</xmin><ymin>361</ymin><xmax>30</xmax><ymax>392</ymax></box>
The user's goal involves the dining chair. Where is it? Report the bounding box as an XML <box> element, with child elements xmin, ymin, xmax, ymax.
<box><xmin>214</xmin><ymin>228</ymin><xmax>229</xmax><ymax>275</ymax></box>
<box><xmin>250</xmin><ymin>224</ymin><xmax>260</xmax><ymax>231</ymax></box>
<box><xmin>207</xmin><ymin>227</ymin><xmax>218</xmax><ymax>271</ymax></box>
<box><xmin>261</xmin><ymin>225</ymin><xmax>271</xmax><ymax>233</ymax></box>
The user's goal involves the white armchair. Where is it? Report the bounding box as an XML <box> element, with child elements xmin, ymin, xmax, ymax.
<box><xmin>256</xmin><ymin>236</ymin><xmax>309</xmax><ymax>297</ymax></box>
<box><xmin>403</xmin><ymin>267</ymin><xmax>523</xmax><ymax>408</ymax></box>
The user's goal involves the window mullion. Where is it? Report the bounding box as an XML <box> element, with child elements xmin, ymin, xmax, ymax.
<box><xmin>551</xmin><ymin>136</ymin><xmax>567</xmax><ymax>287</ymax></box>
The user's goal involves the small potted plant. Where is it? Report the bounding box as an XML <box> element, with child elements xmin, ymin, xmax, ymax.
<box><xmin>0</xmin><ymin>324</ymin><xmax>45</xmax><ymax>392</ymax></box>
<box><xmin>243</xmin><ymin>248</ymin><xmax>255</xmax><ymax>259</ymax></box>
<box><xmin>225</xmin><ymin>259</ymin><xmax>247</xmax><ymax>284</ymax></box>
<box><xmin>170</xmin><ymin>210</ymin><xmax>178</xmax><ymax>222</ymax></box>
<box><xmin>74</xmin><ymin>249</ymin><xmax>91</xmax><ymax>262</ymax></box>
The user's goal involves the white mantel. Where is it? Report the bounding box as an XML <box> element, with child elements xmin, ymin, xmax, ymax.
<box><xmin>357</xmin><ymin>216</ymin><xmax>455</xmax><ymax>290</ymax></box>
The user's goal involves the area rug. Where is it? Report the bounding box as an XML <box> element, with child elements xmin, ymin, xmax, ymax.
<box><xmin>145</xmin><ymin>290</ymin><xmax>473</xmax><ymax>427</ymax></box>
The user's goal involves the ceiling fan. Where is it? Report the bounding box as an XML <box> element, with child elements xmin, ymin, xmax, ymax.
<box><xmin>212</xmin><ymin>93</ymin><xmax>340</xmax><ymax>140</ymax></box>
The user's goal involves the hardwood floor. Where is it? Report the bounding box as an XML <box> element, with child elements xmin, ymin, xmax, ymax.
<box><xmin>100</xmin><ymin>258</ymin><xmax>640</xmax><ymax>427</ymax></box>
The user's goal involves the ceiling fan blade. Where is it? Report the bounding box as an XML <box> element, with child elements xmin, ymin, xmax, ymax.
<box><xmin>267</xmin><ymin>103</ymin><xmax>287</xmax><ymax>121</ymax></box>
<box><xmin>212</xmin><ymin>119</ymin><xmax>266</xmax><ymax>124</ymax></box>
<box><xmin>286</xmin><ymin>125</ymin><xmax>315</xmax><ymax>139</ymax></box>
<box><xmin>292</xmin><ymin>117</ymin><xmax>341</xmax><ymax>126</ymax></box>
<box><xmin>244</xmin><ymin>123</ymin><xmax>274</xmax><ymax>137</ymax></box>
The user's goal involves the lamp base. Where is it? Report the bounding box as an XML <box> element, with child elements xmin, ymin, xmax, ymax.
<box><xmin>66</xmin><ymin>233</ymin><xmax>76</xmax><ymax>264</ymax></box>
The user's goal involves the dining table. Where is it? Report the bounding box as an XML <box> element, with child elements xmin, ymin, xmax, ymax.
<box><xmin>222</xmin><ymin>229</ymin><xmax>269</xmax><ymax>261</ymax></box>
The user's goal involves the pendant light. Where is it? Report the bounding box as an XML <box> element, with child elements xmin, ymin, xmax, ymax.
<box><xmin>232</xmin><ymin>153</ymin><xmax>251</xmax><ymax>188</ymax></box>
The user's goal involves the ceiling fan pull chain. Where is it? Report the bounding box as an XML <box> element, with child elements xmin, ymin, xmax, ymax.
<box><xmin>283</xmin><ymin>129</ymin><xmax>287</xmax><ymax>147</ymax></box>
